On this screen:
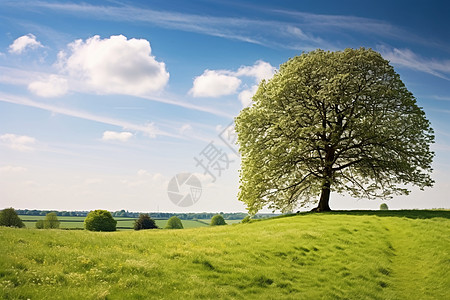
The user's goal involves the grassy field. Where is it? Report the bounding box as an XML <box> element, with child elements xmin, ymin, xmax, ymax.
<box><xmin>19</xmin><ymin>215</ymin><xmax>211</xmax><ymax>230</ymax></box>
<box><xmin>1</xmin><ymin>211</ymin><xmax>449</xmax><ymax>299</ymax></box>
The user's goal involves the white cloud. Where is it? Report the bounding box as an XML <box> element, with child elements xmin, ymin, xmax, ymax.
<box><xmin>236</xmin><ymin>60</ymin><xmax>276</xmax><ymax>82</ymax></box>
<box><xmin>190</xmin><ymin>61</ymin><xmax>275</xmax><ymax>99</ymax></box>
<box><xmin>191</xmin><ymin>61</ymin><xmax>275</xmax><ymax>106</ymax></box>
<box><xmin>9</xmin><ymin>34</ymin><xmax>43</xmax><ymax>54</ymax></box>
<box><xmin>21</xmin><ymin>2</ymin><xmax>423</xmax><ymax>51</ymax></box>
<box><xmin>189</xmin><ymin>70</ymin><xmax>241</xmax><ymax>97</ymax></box>
<box><xmin>137</xmin><ymin>169</ymin><xmax>150</xmax><ymax>176</ymax></box>
<box><xmin>0</xmin><ymin>93</ymin><xmax>179</xmax><ymax>138</ymax></box>
<box><xmin>121</xmin><ymin>171</ymin><xmax>167</xmax><ymax>188</ymax></box>
<box><xmin>0</xmin><ymin>134</ymin><xmax>36</xmax><ymax>152</ymax></box>
<box><xmin>0</xmin><ymin>165</ymin><xmax>27</xmax><ymax>173</ymax></box>
<box><xmin>28</xmin><ymin>75</ymin><xmax>68</xmax><ymax>98</ymax></box>
<box><xmin>57</xmin><ymin>35</ymin><xmax>169</xmax><ymax>96</ymax></box>
<box><xmin>238</xmin><ymin>85</ymin><xmax>258</xmax><ymax>107</ymax></box>
<box><xmin>179</xmin><ymin>124</ymin><xmax>192</xmax><ymax>134</ymax></box>
<box><xmin>102</xmin><ymin>131</ymin><xmax>133</xmax><ymax>142</ymax></box>
<box><xmin>380</xmin><ymin>47</ymin><xmax>450</xmax><ymax>81</ymax></box>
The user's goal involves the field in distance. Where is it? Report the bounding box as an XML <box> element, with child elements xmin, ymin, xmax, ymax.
<box><xmin>1</xmin><ymin>210</ymin><xmax>449</xmax><ymax>299</ymax></box>
<box><xmin>18</xmin><ymin>215</ymin><xmax>242</xmax><ymax>230</ymax></box>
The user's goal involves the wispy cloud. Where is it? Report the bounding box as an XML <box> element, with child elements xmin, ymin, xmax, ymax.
<box><xmin>0</xmin><ymin>165</ymin><xmax>28</xmax><ymax>173</ymax></box>
<box><xmin>0</xmin><ymin>93</ymin><xmax>176</xmax><ymax>138</ymax></box>
<box><xmin>432</xmin><ymin>95</ymin><xmax>450</xmax><ymax>101</ymax></box>
<box><xmin>379</xmin><ymin>47</ymin><xmax>450</xmax><ymax>80</ymax></box>
<box><xmin>0</xmin><ymin>133</ymin><xmax>36</xmax><ymax>151</ymax></box>
<box><xmin>0</xmin><ymin>66</ymin><xmax>233</xmax><ymax>118</ymax></box>
<box><xmin>7</xmin><ymin>1</ymin><xmax>327</xmax><ymax>50</ymax></box>
<box><xmin>9</xmin><ymin>1</ymin><xmax>442</xmax><ymax>52</ymax></box>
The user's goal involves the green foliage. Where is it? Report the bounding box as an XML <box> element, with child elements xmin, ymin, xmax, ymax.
<box><xmin>380</xmin><ymin>203</ymin><xmax>389</xmax><ymax>210</ymax></box>
<box><xmin>44</xmin><ymin>212</ymin><xmax>60</xmax><ymax>229</ymax></box>
<box><xmin>165</xmin><ymin>216</ymin><xmax>183</xmax><ymax>229</ymax></box>
<box><xmin>0</xmin><ymin>208</ymin><xmax>25</xmax><ymax>228</ymax></box>
<box><xmin>0</xmin><ymin>211</ymin><xmax>448</xmax><ymax>299</ymax></box>
<box><xmin>84</xmin><ymin>210</ymin><xmax>117</xmax><ymax>232</ymax></box>
<box><xmin>241</xmin><ymin>216</ymin><xmax>251</xmax><ymax>223</ymax></box>
<box><xmin>134</xmin><ymin>214</ymin><xmax>158</xmax><ymax>230</ymax></box>
<box><xmin>35</xmin><ymin>220</ymin><xmax>44</xmax><ymax>229</ymax></box>
<box><xmin>210</xmin><ymin>214</ymin><xmax>227</xmax><ymax>226</ymax></box>
<box><xmin>235</xmin><ymin>48</ymin><xmax>434</xmax><ymax>214</ymax></box>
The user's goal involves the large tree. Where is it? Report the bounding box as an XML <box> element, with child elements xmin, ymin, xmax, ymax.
<box><xmin>235</xmin><ymin>48</ymin><xmax>434</xmax><ymax>213</ymax></box>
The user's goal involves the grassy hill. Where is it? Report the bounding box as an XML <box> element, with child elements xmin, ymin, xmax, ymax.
<box><xmin>1</xmin><ymin>211</ymin><xmax>449</xmax><ymax>299</ymax></box>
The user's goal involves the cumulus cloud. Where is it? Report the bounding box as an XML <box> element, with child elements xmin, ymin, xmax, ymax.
<box><xmin>102</xmin><ymin>131</ymin><xmax>133</xmax><ymax>142</ymax></box>
<box><xmin>190</xmin><ymin>61</ymin><xmax>276</xmax><ymax>104</ymax></box>
<box><xmin>9</xmin><ymin>34</ymin><xmax>43</xmax><ymax>54</ymax></box>
<box><xmin>189</xmin><ymin>70</ymin><xmax>241</xmax><ymax>97</ymax></box>
<box><xmin>235</xmin><ymin>60</ymin><xmax>277</xmax><ymax>82</ymax></box>
<box><xmin>238</xmin><ymin>85</ymin><xmax>259</xmax><ymax>107</ymax></box>
<box><xmin>53</xmin><ymin>35</ymin><xmax>169</xmax><ymax>97</ymax></box>
<box><xmin>28</xmin><ymin>75</ymin><xmax>68</xmax><ymax>98</ymax></box>
<box><xmin>0</xmin><ymin>134</ymin><xmax>36</xmax><ymax>151</ymax></box>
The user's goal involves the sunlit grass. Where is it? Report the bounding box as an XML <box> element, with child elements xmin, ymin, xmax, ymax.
<box><xmin>1</xmin><ymin>211</ymin><xmax>449</xmax><ymax>299</ymax></box>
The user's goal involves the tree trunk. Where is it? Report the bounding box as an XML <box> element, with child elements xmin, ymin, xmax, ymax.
<box><xmin>317</xmin><ymin>181</ymin><xmax>332</xmax><ymax>211</ymax></box>
<box><xmin>312</xmin><ymin>146</ymin><xmax>335</xmax><ymax>212</ymax></box>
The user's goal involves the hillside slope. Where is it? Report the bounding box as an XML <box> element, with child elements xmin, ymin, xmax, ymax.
<box><xmin>1</xmin><ymin>211</ymin><xmax>449</xmax><ymax>299</ymax></box>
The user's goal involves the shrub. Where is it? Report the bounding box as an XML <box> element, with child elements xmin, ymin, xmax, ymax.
<box><xmin>380</xmin><ymin>203</ymin><xmax>389</xmax><ymax>210</ymax></box>
<box><xmin>165</xmin><ymin>216</ymin><xmax>183</xmax><ymax>229</ymax></box>
<box><xmin>84</xmin><ymin>210</ymin><xmax>117</xmax><ymax>231</ymax></box>
<box><xmin>44</xmin><ymin>212</ymin><xmax>60</xmax><ymax>229</ymax></box>
<box><xmin>210</xmin><ymin>214</ymin><xmax>227</xmax><ymax>226</ymax></box>
<box><xmin>134</xmin><ymin>214</ymin><xmax>158</xmax><ymax>230</ymax></box>
<box><xmin>0</xmin><ymin>208</ymin><xmax>25</xmax><ymax>228</ymax></box>
<box><xmin>35</xmin><ymin>220</ymin><xmax>44</xmax><ymax>229</ymax></box>
<box><xmin>241</xmin><ymin>215</ymin><xmax>251</xmax><ymax>223</ymax></box>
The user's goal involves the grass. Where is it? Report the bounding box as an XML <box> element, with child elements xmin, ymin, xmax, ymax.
<box><xmin>19</xmin><ymin>216</ymin><xmax>211</xmax><ymax>230</ymax></box>
<box><xmin>1</xmin><ymin>210</ymin><xmax>449</xmax><ymax>299</ymax></box>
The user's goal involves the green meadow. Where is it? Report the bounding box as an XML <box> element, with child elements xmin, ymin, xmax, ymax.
<box><xmin>18</xmin><ymin>215</ymin><xmax>210</xmax><ymax>230</ymax></box>
<box><xmin>1</xmin><ymin>211</ymin><xmax>449</xmax><ymax>299</ymax></box>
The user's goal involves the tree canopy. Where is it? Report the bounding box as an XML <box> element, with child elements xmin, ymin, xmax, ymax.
<box><xmin>134</xmin><ymin>214</ymin><xmax>158</xmax><ymax>230</ymax></box>
<box><xmin>165</xmin><ymin>216</ymin><xmax>183</xmax><ymax>229</ymax></box>
<box><xmin>235</xmin><ymin>48</ymin><xmax>434</xmax><ymax>214</ymax></box>
<box><xmin>210</xmin><ymin>214</ymin><xmax>227</xmax><ymax>226</ymax></box>
<box><xmin>0</xmin><ymin>208</ymin><xmax>25</xmax><ymax>228</ymax></box>
<box><xmin>84</xmin><ymin>210</ymin><xmax>117</xmax><ymax>231</ymax></box>
<box><xmin>44</xmin><ymin>212</ymin><xmax>60</xmax><ymax>229</ymax></box>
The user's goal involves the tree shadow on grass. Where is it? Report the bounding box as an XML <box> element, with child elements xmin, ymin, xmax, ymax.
<box><xmin>324</xmin><ymin>210</ymin><xmax>450</xmax><ymax>220</ymax></box>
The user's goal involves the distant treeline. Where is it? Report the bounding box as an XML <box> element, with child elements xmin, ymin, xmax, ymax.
<box><xmin>15</xmin><ymin>209</ymin><xmax>279</xmax><ymax>220</ymax></box>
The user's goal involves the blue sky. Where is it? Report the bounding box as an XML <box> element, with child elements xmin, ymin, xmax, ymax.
<box><xmin>0</xmin><ymin>0</ymin><xmax>449</xmax><ymax>213</ymax></box>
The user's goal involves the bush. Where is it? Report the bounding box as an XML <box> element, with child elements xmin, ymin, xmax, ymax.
<box><xmin>165</xmin><ymin>216</ymin><xmax>183</xmax><ymax>229</ymax></box>
<box><xmin>210</xmin><ymin>214</ymin><xmax>227</xmax><ymax>226</ymax></box>
<box><xmin>35</xmin><ymin>220</ymin><xmax>44</xmax><ymax>229</ymax></box>
<box><xmin>134</xmin><ymin>214</ymin><xmax>158</xmax><ymax>230</ymax></box>
<box><xmin>44</xmin><ymin>212</ymin><xmax>60</xmax><ymax>229</ymax></box>
<box><xmin>380</xmin><ymin>203</ymin><xmax>389</xmax><ymax>210</ymax></box>
<box><xmin>84</xmin><ymin>210</ymin><xmax>117</xmax><ymax>231</ymax></box>
<box><xmin>0</xmin><ymin>208</ymin><xmax>25</xmax><ymax>228</ymax></box>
